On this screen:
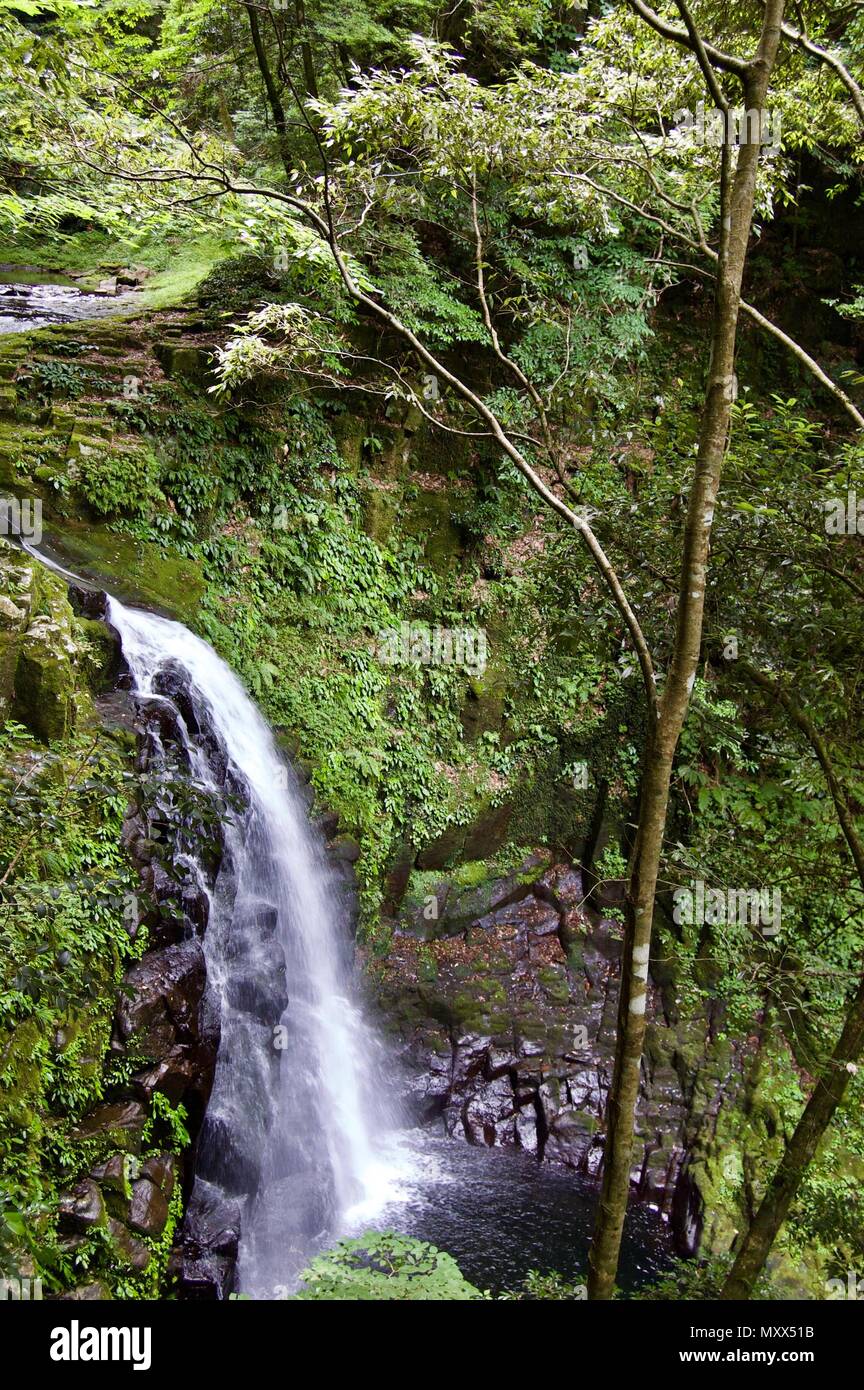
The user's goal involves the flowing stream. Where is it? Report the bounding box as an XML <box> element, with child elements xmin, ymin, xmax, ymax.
<box><xmin>0</xmin><ymin>266</ymin><xmax>140</xmax><ymax>333</ymax></box>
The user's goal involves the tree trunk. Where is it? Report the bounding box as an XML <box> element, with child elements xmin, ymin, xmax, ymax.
<box><xmin>244</xmin><ymin>3</ymin><xmax>293</xmax><ymax>177</ymax></box>
<box><xmin>294</xmin><ymin>0</ymin><xmax>319</xmax><ymax>101</ymax></box>
<box><xmin>587</xmin><ymin>0</ymin><xmax>786</xmax><ymax>1299</ymax></box>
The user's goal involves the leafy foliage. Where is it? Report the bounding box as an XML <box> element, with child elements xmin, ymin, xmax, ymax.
<box><xmin>294</xmin><ymin>1231</ymin><xmax>486</xmax><ymax>1300</ymax></box>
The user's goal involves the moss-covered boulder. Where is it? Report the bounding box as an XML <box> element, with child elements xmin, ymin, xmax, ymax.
<box><xmin>361</xmin><ymin>486</ymin><xmax>399</xmax><ymax>544</ymax></box>
<box><xmin>460</xmin><ymin>669</ymin><xmax>508</xmax><ymax>741</ymax></box>
<box><xmin>402</xmin><ymin>487</ymin><xmax>466</xmax><ymax>573</ymax></box>
<box><xmin>11</xmin><ymin>567</ymin><xmax>78</xmax><ymax>742</ymax></box>
<box><xmin>0</xmin><ymin>538</ymin><xmax>35</xmax><ymax>712</ymax></box>
<box><xmin>34</xmin><ymin>522</ymin><xmax>204</xmax><ymax>624</ymax></box>
<box><xmin>416</xmin><ymin>802</ymin><xmax>513</xmax><ymax>870</ymax></box>
<box><xmin>155</xmin><ymin>343</ymin><xmax>211</xmax><ymax>384</ymax></box>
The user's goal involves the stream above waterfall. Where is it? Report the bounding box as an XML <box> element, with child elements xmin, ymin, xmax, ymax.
<box><xmin>0</xmin><ymin>265</ymin><xmax>140</xmax><ymax>333</ymax></box>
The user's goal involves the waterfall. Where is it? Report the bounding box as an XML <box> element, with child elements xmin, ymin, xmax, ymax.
<box><xmin>105</xmin><ymin>595</ymin><xmax>401</xmax><ymax>1296</ymax></box>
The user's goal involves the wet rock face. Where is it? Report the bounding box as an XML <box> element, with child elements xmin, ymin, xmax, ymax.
<box><xmin>375</xmin><ymin>857</ymin><xmax>751</xmax><ymax>1256</ymax></box>
<box><xmin>46</xmin><ymin>645</ymin><xmax>237</xmax><ymax>1293</ymax></box>
<box><xmin>67</xmin><ymin>586</ymin><xmax>128</xmax><ymax>692</ymax></box>
<box><xmin>120</xmin><ymin>661</ymin><xmax>237</xmax><ymax>970</ymax></box>
<box><xmin>73</xmin><ymin>1101</ymin><xmax>147</xmax><ymax>1154</ymax></box>
<box><xmin>180</xmin><ymin>1183</ymin><xmax>241</xmax><ymax>1300</ymax></box>
<box><xmin>115</xmin><ymin>938</ymin><xmax>207</xmax><ymax>1057</ymax></box>
<box><xmin>58</xmin><ymin>1179</ymin><xmax>106</xmax><ymax>1234</ymax></box>
<box><xmin>128</xmin><ymin>1178</ymin><xmax>169</xmax><ymax>1238</ymax></box>
<box><xmin>0</xmin><ymin>541</ymin><xmax>36</xmax><ymax>714</ymax></box>
<box><xmin>107</xmin><ymin>1217</ymin><xmax>151</xmax><ymax>1272</ymax></box>
<box><xmin>53</xmin><ymin>1282</ymin><xmax>112</xmax><ymax>1301</ymax></box>
<box><xmin>142</xmin><ymin>1152</ymin><xmax>176</xmax><ymax>1201</ymax></box>
<box><xmin>152</xmin><ymin>660</ymin><xmax>235</xmax><ymax>793</ymax></box>
<box><xmin>225</xmin><ymin>964</ymin><xmax>289</xmax><ymax>1027</ymax></box>
<box><xmin>118</xmin><ymin>664</ymin><xmax>238</xmax><ymax>1142</ymax></box>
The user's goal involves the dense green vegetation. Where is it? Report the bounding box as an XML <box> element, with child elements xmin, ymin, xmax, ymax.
<box><xmin>0</xmin><ymin>0</ymin><xmax>863</xmax><ymax>1307</ymax></box>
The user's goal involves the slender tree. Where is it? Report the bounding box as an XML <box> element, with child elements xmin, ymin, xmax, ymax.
<box><xmin>244</xmin><ymin>2</ymin><xmax>293</xmax><ymax>176</ymax></box>
<box><xmin>587</xmin><ymin>0</ymin><xmax>786</xmax><ymax>1299</ymax></box>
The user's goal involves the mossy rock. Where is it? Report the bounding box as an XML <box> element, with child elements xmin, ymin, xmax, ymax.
<box><xmin>688</xmin><ymin>1154</ymin><xmax>745</xmax><ymax>1257</ymax></box>
<box><xmin>0</xmin><ymin>537</ymin><xmax>36</xmax><ymax>709</ymax></box>
<box><xmin>74</xmin><ymin>616</ymin><xmax>124</xmax><ymax>693</ymax></box>
<box><xmin>416</xmin><ymin>802</ymin><xmax>512</xmax><ymax>870</ymax></box>
<box><xmin>402</xmin><ymin>489</ymin><xmax>466</xmax><ymax>573</ymax></box>
<box><xmin>538</xmin><ymin>965</ymin><xmax>571</xmax><ymax>1005</ymax></box>
<box><xmin>11</xmin><ymin>568</ymin><xmax>78</xmax><ymax>742</ymax></box>
<box><xmin>361</xmin><ymin>487</ymin><xmax>399</xmax><ymax>544</ymax></box>
<box><xmin>196</xmin><ymin>252</ymin><xmax>282</xmax><ymax>316</ymax></box>
<box><xmin>155</xmin><ymin>343</ymin><xmax>212</xmax><ymax>385</ymax></box>
<box><xmin>449</xmin><ymin>993</ymin><xmax>486</xmax><ymax>1031</ymax></box>
<box><xmin>515</xmin><ymin>1012</ymin><xmax>548</xmax><ymax>1044</ymax></box>
<box><xmin>409</xmin><ymin>424</ymin><xmax>473</xmax><ymax>477</ymax></box>
<box><xmin>35</xmin><ymin>519</ymin><xmax>204</xmax><ymax>625</ymax></box>
<box><xmin>556</xmin><ymin>1108</ymin><xmax>600</xmax><ymax>1135</ymax></box>
<box><xmin>332</xmin><ymin>411</ymin><xmax>367</xmax><ymax>473</ymax></box>
<box><xmin>0</xmin><ymin>1019</ymin><xmax>46</xmax><ymax>1148</ymax></box>
<box><xmin>456</xmin><ymin>600</ymin><xmax>511</xmax><ymax>741</ymax></box>
<box><xmin>460</xmin><ymin>668</ymin><xmax>508</xmax><ymax>741</ymax></box>
<box><xmin>72</xmin><ymin>1102</ymin><xmax>147</xmax><ymax>1164</ymax></box>
<box><xmin>0</xmin><ymin>419</ymin><xmax>55</xmax><ymax>487</ymax></box>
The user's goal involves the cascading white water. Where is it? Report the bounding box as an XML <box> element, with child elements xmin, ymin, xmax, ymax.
<box><xmin>106</xmin><ymin>595</ymin><xmax>403</xmax><ymax>1295</ymax></box>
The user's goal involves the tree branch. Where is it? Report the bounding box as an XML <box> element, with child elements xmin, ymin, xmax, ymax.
<box><xmin>556</xmin><ymin>171</ymin><xmax>864</xmax><ymax>429</ymax></box>
<box><xmin>781</xmin><ymin>18</ymin><xmax>864</xmax><ymax>129</ymax></box>
<box><xmin>674</xmin><ymin>0</ymin><xmax>731</xmax><ymax>111</ymax></box>
<box><xmin>626</xmin><ymin>0</ymin><xmax>747</xmax><ymax>74</ymax></box>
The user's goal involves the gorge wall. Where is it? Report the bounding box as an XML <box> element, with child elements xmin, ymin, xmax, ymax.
<box><xmin>0</xmin><ymin>274</ymin><xmax>823</xmax><ymax>1297</ymax></box>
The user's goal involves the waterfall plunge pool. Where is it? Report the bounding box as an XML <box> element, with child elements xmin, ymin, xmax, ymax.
<box><xmin>339</xmin><ymin>1129</ymin><xmax>673</xmax><ymax>1297</ymax></box>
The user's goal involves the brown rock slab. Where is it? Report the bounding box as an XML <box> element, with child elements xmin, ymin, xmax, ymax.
<box><xmin>107</xmin><ymin>1217</ymin><xmax>151</xmax><ymax>1271</ymax></box>
<box><xmin>128</xmin><ymin>1178</ymin><xmax>169</xmax><ymax>1238</ymax></box>
<box><xmin>57</xmin><ymin>1179</ymin><xmax>105</xmax><ymax>1233</ymax></box>
<box><xmin>141</xmin><ymin>1152</ymin><xmax>176</xmax><ymax>1201</ymax></box>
